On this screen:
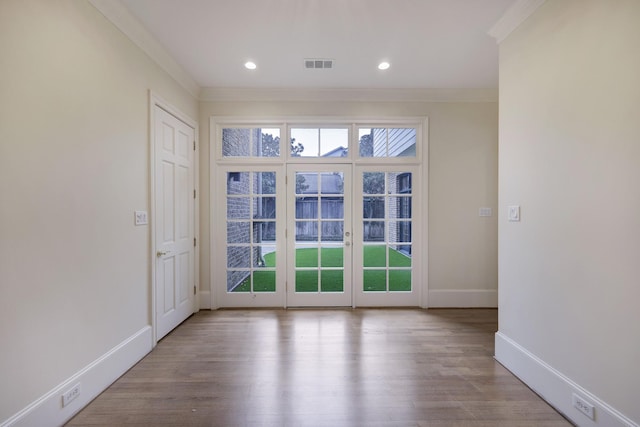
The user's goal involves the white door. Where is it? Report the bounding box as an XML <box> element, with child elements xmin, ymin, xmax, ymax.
<box><xmin>353</xmin><ymin>166</ymin><xmax>421</xmax><ymax>306</ymax></box>
<box><xmin>154</xmin><ymin>106</ymin><xmax>195</xmax><ymax>340</ymax></box>
<box><xmin>286</xmin><ymin>164</ymin><xmax>352</xmax><ymax>307</ymax></box>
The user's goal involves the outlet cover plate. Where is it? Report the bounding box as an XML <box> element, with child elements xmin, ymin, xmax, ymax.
<box><xmin>134</xmin><ymin>210</ymin><xmax>148</xmax><ymax>225</ymax></box>
<box><xmin>572</xmin><ymin>393</ymin><xmax>595</xmax><ymax>420</ymax></box>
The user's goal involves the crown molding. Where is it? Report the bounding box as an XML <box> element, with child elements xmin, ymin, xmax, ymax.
<box><xmin>89</xmin><ymin>0</ymin><xmax>200</xmax><ymax>98</ymax></box>
<box><xmin>199</xmin><ymin>87</ymin><xmax>498</xmax><ymax>103</ymax></box>
<box><xmin>488</xmin><ymin>0</ymin><xmax>547</xmax><ymax>43</ymax></box>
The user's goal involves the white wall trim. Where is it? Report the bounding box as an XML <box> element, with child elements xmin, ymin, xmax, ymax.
<box><xmin>1</xmin><ymin>326</ymin><xmax>152</xmax><ymax>427</ymax></box>
<box><xmin>200</xmin><ymin>87</ymin><xmax>498</xmax><ymax>103</ymax></box>
<box><xmin>495</xmin><ymin>332</ymin><xmax>638</xmax><ymax>427</ymax></box>
<box><xmin>428</xmin><ymin>289</ymin><xmax>497</xmax><ymax>307</ymax></box>
<box><xmin>89</xmin><ymin>0</ymin><xmax>200</xmax><ymax>98</ymax></box>
<box><xmin>488</xmin><ymin>0</ymin><xmax>547</xmax><ymax>44</ymax></box>
<box><xmin>199</xmin><ymin>290</ymin><xmax>211</xmax><ymax>309</ymax></box>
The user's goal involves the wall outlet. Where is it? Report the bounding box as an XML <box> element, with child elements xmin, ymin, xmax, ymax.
<box><xmin>62</xmin><ymin>383</ymin><xmax>81</xmax><ymax>407</ymax></box>
<box><xmin>572</xmin><ymin>393</ymin><xmax>595</xmax><ymax>420</ymax></box>
<box><xmin>134</xmin><ymin>210</ymin><xmax>148</xmax><ymax>225</ymax></box>
<box><xmin>479</xmin><ymin>207</ymin><xmax>492</xmax><ymax>217</ymax></box>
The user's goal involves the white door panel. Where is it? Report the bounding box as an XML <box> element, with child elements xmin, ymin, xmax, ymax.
<box><xmin>155</xmin><ymin>106</ymin><xmax>195</xmax><ymax>340</ymax></box>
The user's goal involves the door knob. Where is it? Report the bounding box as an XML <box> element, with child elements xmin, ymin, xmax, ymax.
<box><xmin>345</xmin><ymin>231</ymin><xmax>351</xmax><ymax>237</ymax></box>
<box><xmin>156</xmin><ymin>250</ymin><xmax>169</xmax><ymax>257</ymax></box>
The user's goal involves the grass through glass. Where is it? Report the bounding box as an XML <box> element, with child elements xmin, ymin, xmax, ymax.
<box><xmin>231</xmin><ymin>245</ymin><xmax>411</xmax><ymax>293</ymax></box>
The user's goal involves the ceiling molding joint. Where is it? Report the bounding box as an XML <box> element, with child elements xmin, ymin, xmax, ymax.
<box><xmin>488</xmin><ymin>0</ymin><xmax>547</xmax><ymax>43</ymax></box>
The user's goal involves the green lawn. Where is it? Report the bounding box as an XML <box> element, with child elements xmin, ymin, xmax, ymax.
<box><xmin>232</xmin><ymin>245</ymin><xmax>411</xmax><ymax>293</ymax></box>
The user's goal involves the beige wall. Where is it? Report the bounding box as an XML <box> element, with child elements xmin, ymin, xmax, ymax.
<box><xmin>0</xmin><ymin>0</ymin><xmax>197</xmax><ymax>422</ymax></box>
<box><xmin>198</xmin><ymin>100</ymin><xmax>498</xmax><ymax>306</ymax></box>
<box><xmin>497</xmin><ymin>0</ymin><xmax>640</xmax><ymax>424</ymax></box>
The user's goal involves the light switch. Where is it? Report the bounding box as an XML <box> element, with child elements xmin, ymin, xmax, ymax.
<box><xmin>134</xmin><ymin>210</ymin><xmax>148</xmax><ymax>225</ymax></box>
<box><xmin>479</xmin><ymin>207</ymin><xmax>492</xmax><ymax>217</ymax></box>
<box><xmin>508</xmin><ymin>206</ymin><xmax>520</xmax><ymax>222</ymax></box>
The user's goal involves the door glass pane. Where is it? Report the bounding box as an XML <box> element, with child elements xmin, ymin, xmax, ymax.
<box><xmin>364</xmin><ymin>244</ymin><xmax>386</xmax><ymax>267</ymax></box>
<box><xmin>296</xmin><ymin>246</ymin><xmax>318</xmax><ymax>268</ymax></box>
<box><xmin>227</xmin><ymin>172</ymin><xmax>250</xmax><ymax>194</ymax></box>
<box><xmin>296</xmin><ymin>221</ymin><xmax>318</xmax><ymax>241</ymax></box>
<box><xmin>389</xmin><ymin>270</ymin><xmax>411</xmax><ymax>291</ymax></box>
<box><xmin>363</xmin><ymin>221</ymin><xmax>384</xmax><ymax>242</ymax></box>
<box><xmin>321</xmin><ymin>270</ymin><xmax>344</xmax><ymax>292</ymax></box>
<box><xmin>227</xmin><ymin>221</ymin><xmax>250</xmax><ymax>244</ymax></box>
<box><xmin>363</xmin><ymin>172</ymin><xmax>385</xmax><ymax>194</ymax></box>
<box><xmin>296</xmin><ymin>197</ymin><xmax>318</xmax><ymax>219</ymax></box>
<box><xmin>227</xmin><ymin>246</ymin><xmax>250</xmax><ymax>268</ymax></box>
<box><xmin>320</xmin><ymin>172</ymin><xmax>344</xmax><ymax>194</ymax></box>
<box><xmin>321</xmin><ymin>246</ymin><xmax>343</xmax><ymax>267</ymax></box>
<box><xmin>296</xmin><ymin>270</ymin><xmax>318</xmax><ymax>292</ymax></box>
<box><xmin>363</xmin><ymin>270</ymin><xmax>386</xmax><ymax>292</ymax></box>
<box><xmin>253</xmin><ymin>271</ymin><xmax>276</xmax><ymax>292</ymax></box>
<box><xmin>227</xmin><ymin>197</ymin><xmax>250</xmax><ymax>220</ymax></box>
<box><xmin>254</xmin><ymin>197</ymin><xmax>276</xmax><ymax>219</ymax></box>
<box><xmin>321</xmin><ymin>221</ymin><xmax>343</xmax><ymax>242</ymax></box>
<box><xmin>389</xmin><ymin>246</ymin><xmax>411</xmax><ymax>267</ymax></box>
<box><xmin>321</xmin><ymin>198</ymin><xmax>343</xmax><ymax>219</ymax></box>
<box><xmin>363</xmin><ymin>197</ymin><xmax>384</xmax><ymax>219</ymax></box>
<box><xmin>256</xmin><ymin>171</ymin><xmax>276</xmax><ymax>194</ymax></box>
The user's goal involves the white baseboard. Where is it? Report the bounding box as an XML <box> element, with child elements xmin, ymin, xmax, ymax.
<box><xmin>198</xmin><ymin>290</ymin><xmax>211</xmax><ymax>309</ymax></box>
<box><xmin>495</xmin><ymin>332</ymin><xmax>638</xmax><ymax>427</ymax></box>
<box><xmin>2</xmin><ymin>326</ymin><xmax>153</xmax><ymax>427</ymax></box>
<box><xmin>428</xmin><ymin>289</ymin><xmax>497</xmax><ymax>307</ymax></box>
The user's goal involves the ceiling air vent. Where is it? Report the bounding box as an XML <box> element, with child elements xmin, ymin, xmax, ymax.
<box><xmin>305</xmin><ymin>59</ymin><xmax>334</xmax><ymax>69</ymax></box>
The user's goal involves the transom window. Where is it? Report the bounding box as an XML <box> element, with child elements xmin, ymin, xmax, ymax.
<box><xmin>217</xmin><ymin>122</ymin><xmax>420</xmax><ymax>160</ymax></box>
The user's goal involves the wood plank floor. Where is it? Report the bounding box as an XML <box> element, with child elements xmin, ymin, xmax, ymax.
<box><xmin>67</xmin><ymin>309</ymin><xmax>571</xmax><ymax>427</ymax></box>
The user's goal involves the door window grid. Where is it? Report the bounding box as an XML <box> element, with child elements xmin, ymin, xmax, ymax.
<box><xmin>294</xmin><ymin>171</ymin><xmax>345</xmax><ymax>293</ymax></box>
<box><xmin>226</xmin><ymin>171</ymin><xmax>277</xmax><ymax>293</ymax></box>
<box><xmin>362</xmin><ymin>172</ymin><xmax>412</xmax><ymax>292</ymax></box>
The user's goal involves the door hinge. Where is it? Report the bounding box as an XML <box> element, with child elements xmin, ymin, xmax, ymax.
<box><xmin>193</xmin><ymin>140</ymin><xmax>196</xmax><ymax>150</ymax></box>
<box><xmin>194</xmin><ymin>189</ymin><xmax>196</xmax><ymax>199</ymax></box>
<box><xmin>194</xmin><ymin>237</ymin><xmax>197</xmax><ymax>247</ymax></box>
<box><xmin>285</xmin><ymin>175</ymin><xmax>288</xmax><ymax>185</ymax></box>
<box><xmin>285</xmin><ymin>229</ymin><xmax>287</xmax><ymax>238</ymax></box>
<box><xmin>193</xmin><ymin>285</ymin><xmax>196</xmax><ymax>295</ymax></box>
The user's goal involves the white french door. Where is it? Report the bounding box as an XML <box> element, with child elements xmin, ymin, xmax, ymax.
<box><xmin>354</xmin><ymin>165</ymin><xmax>421</xmax><ymax>306</ymax></box>
<box><xmin>286</xmin><ymin>164</ymin><xmax>352</xmax><ymax>307</ymax></box>
<box><xmin>215</xmin><ymin>166</ymin><xmax>286</xmax><ymax>307</ymax></box>
<box><xmin>211</xmin><ymin>119</ymin><xmax>425</xmax><ymax>308</ymax></box>
<box><xmin>154</xmin><ymin>105</ymin><xmax>196</xmax><ymax>340</ymax></box>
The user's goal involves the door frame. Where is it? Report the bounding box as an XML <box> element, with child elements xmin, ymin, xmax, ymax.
<box><xmin>149</xmin><ymin>91</ymin><xmax>199</xmax><ymax>346</ymax></box>
<box><xmin>209</xmin><ymin>116</ymin><xmax>429</xmax><ymax>309</ymax></box>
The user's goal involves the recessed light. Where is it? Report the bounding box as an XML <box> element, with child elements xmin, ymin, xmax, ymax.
<box><xmin>244</xmin><ymin>61</ymin><xmax>257</xmax><ymax>70</ymax></box>
<box><xmin>378</xmin><ymin>61</ymin><xmax>390</xmax><ymax>70</ymax></box>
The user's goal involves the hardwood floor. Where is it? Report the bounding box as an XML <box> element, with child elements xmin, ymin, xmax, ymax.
<box><xmin>67</xmin><ymin>309</ymin><xmax>571</xmax><ymax>427</ymax></box>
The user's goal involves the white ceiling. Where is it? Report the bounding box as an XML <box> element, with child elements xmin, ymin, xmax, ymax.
<box><xmin>119</xmin><ymin>0</ymin><xmax>515</xmax><ymax>90</ymax></box>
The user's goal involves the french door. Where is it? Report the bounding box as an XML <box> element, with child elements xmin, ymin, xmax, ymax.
<box><xmin>286</xmin><ymin>164</ymin><xmax>352</xmax><ymax>307</ymax></box>
<box><xmin>353</xmin><ymin>165</ymin><xmax>420</xmax><ymax>306</ymax></box>
<box><xmin>216</xmin><ymin>164</ymin><xmax>420</xmax><ymax>308</ymax></box>
<box><xmin>212</xmin><ymin>120</ymin><xmax>424</xmax><ymax>308</ymax></box>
